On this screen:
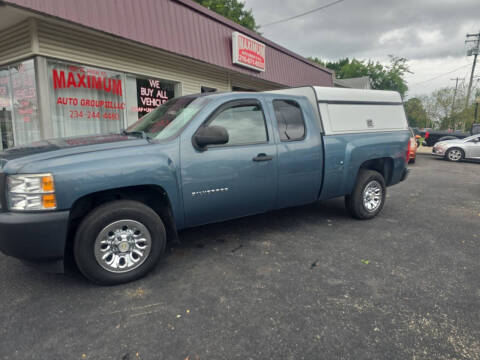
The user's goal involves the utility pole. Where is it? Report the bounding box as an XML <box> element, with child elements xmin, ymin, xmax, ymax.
<box><xmin>465</xmin><ymin>32</ymin><xmax>480</xmax><ymax>108</ymax></box>
<box><xmin>463</xmin><ymin>31</ymin><xmax>480</xmax><ymax>131</ymax></box>
<box><xmin>450</xmin><ymin>77</ymin><xmax>464</xmax><ymax>130</ymax></box>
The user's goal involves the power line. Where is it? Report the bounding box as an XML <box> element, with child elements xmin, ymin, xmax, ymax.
<box><xmin>409</xmin><ymin>64</ymin><xmax>471</xmax><ymax>85</ymax></box>
<box><xmin>261</xmin><ymin>0</ymin><xmax>345</xmax><ymax>28</ymax></box>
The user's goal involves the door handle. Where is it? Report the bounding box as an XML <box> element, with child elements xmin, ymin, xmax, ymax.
<box><xmin>253</xmin><ymin>153</ymin><xmax>273</xmax><ymax>161</ymax></box>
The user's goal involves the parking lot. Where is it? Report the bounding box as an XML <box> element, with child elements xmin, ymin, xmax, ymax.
<box><xmin>0</xmin><ymin>154</ymin><xmax>479</xmax><ymax>360</ymax></box>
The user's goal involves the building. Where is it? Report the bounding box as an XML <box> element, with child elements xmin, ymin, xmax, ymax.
<box><xmin>334</xmin><ymin>76</ymin><xmax>371</xmax><ymax>89</ymax></box>
<box><xmin>0</xmin><ymin>0</ymin><xmax>333</xmax><ymax>150</ymax></box>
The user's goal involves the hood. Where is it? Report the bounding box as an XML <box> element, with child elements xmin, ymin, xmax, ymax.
<box><xmin>0</xmin><ymin>133</ymin><xmax>149</xmax><ymax>171</ymax></box>
<box><xmin>436</xmin><ymin>139</ymin><xmax>464</xmax><ymax>146</ymax></box>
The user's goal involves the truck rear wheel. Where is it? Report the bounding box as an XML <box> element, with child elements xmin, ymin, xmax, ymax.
<box><xmin>345</xmin><ymin>169</ymin><xmax>386</xmax><ymax>220</ymax></box>
<box><xmin>74</xmin><ymin>200</ymin><xmax>166</xmax><ymax>285</ymax></box>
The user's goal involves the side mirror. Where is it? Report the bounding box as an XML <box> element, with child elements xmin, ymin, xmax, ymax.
<box><xmin>193</xmin><ymin>125</ymin><xmax>229</xmax><ymax>150</ymax></box>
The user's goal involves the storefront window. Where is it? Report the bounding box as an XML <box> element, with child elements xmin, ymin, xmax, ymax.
<box><xmin>125</xmin><ymin>75</ymin><xmax>175</xmax><ymax>126</ymax></box>
<box><xmin>47</xmin><ymin>60</ymin><xmax>125</xmax><ymax>138</ymax></box>
<box><xmin>0</xmin><ymin>59</ymin><xmax>40</xmax><ymax>149</ymax></box>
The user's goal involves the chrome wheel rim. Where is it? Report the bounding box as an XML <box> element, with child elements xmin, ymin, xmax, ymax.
<box><xmin>362</xmin><ymin>180</ymin><xmax>382</xmax><ymax>212</ymax></box>
<box><xmin>94</xmin><ymin>219</ymin><xmax>152</xmax><ymax>273</ymax></box>
<box><xmin>448</xmin><ymin>149</ymin><xmax>462</xmax><ymax>161</ymax></box>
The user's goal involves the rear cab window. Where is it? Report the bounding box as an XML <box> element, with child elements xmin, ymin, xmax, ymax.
<box><xmin>273</xmin><ymin>99</ymin><xmax>306</xmax><ymax>141</ymax></box>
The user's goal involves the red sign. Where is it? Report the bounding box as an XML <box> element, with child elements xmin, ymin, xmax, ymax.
<box><xmin>232</xmin><ymin>32</ymin><xmax>266</xmax><ymax>72</ymax></box>
<box><xmin>50</xmin><ymin>65</ymin><xmax>124</xmax><ymax>122</ymax></box>
<box><xmin>52</xmin><ymin>68</ymin><xmax>122</xmax><ymax>96</ymax></box>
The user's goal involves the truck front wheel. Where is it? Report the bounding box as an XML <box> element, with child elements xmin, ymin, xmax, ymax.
<box><xmin>345</xmin><ymin>169</ymin><xmax>386</xmax><ymax>220</ymax></box>
<box><xmin>74</xmin><ymin>200</ymin><xmax>166</xmax><ymax>285</ymax></box>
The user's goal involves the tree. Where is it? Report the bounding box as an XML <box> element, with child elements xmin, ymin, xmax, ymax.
<box><xmin>192</xmin><ymin>0</ymin><xmax>260</xmax><ymax>32</ymax></box>
<box><xmin>418</xmin><ymin>82</ymin><xmax>479</xmax><ymax>131</ymax></box>
<box><xmin>309</xmin><ymin>56</ymin><xmax>411</xmax><ymax>98</ymax></box>
<box><xmin>404</xmin><ymin>98</ymin><xmax>430</xmax><ymax>128</ymax></box>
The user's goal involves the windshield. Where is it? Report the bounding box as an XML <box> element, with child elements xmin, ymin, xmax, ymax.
<box><xmin>126</xmin><ymin>95</ymin><xmax>212</xmax><ymax>140</ymax></box>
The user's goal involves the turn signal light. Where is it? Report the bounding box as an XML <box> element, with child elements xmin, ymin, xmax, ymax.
<box><xmin>42</xmin><ymin>194</ymin><xmax>57</xmax><ymax>209</ymax></box>
<box><xmin>406</xmin><ymin>139</ymin><xmax>411</xmax><ymax>163</ymax></box>
<box><xmin>42</xmin><ymin>175</ymin><xmax>55</xmax><ymax>193</ymax></box>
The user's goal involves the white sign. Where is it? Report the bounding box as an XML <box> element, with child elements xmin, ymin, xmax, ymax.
<box><xmin>232</xmin><ymin>32</ymin><xmax>266</xmax><ymax>72</ymax></box>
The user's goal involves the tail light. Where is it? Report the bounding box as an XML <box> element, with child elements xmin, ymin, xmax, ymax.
<box><xmin>425</xmin><ymin>132</ymin><xmax>429</xmax><ymax>139</ymax></box>
<box><xmin>406</xmin><ymin>139</ymin><xmax>411</xmax><ymax>163</ymax></box>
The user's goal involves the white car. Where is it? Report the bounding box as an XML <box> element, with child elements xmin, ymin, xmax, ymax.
<box><xmin>432</xmin><ymin>134</ymin><xmax>480</xmax><ymax>162</ymax></box>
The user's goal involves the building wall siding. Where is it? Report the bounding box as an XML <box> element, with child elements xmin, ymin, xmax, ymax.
<box><xmin>0</xmin><ymin>20</ymin><xmax>33</xmax><ymax>65</ymax></box>
<box><xmin>31</xmin><ymin>18</ymin><xmax>283</xmax><ymax>95</ymax></box>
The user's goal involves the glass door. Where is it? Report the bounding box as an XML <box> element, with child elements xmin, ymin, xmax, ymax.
<box><xmin>0</xmin><ymin>67</ymin><xmax>14</xmax><ymax>150</ymax></box>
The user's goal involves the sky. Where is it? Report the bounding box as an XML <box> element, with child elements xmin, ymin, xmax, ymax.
<box><xmin>243</xmin><ymin>0</ymin><xmax>480</xmax><ymax>98</ymax></box>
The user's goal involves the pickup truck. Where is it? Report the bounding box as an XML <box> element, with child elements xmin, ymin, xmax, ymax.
<box><xmin>0</xmin><ymin>86</ymin><xmax>410</xmax><ymax>285</ymax></box>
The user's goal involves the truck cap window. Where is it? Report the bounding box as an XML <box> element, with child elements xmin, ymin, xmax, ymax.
<box><xmin>208</xmin><ymin>103</ymin><xmax>268</xmax><ymax>146</ymax></box>
<box><xmin>273</xmin><ymin>99</ymin><xmax>305</xmax><ymax>141</ymax></box>
<box><xmin>126</xmin><ymin>95</ymin><xmax>212</xmax><ymax>140</ymax></box>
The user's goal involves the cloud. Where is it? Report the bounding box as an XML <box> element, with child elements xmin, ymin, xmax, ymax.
<box><xmin>244</xmin><ymin>0</ymin><xmax>480</xmax><ymax>95</ymax></box>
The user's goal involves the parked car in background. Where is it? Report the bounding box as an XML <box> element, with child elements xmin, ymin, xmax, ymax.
<box><xmin>432</xmin><ymin>134</ymin><xmax>480</xmax><ymax>162</ymax></box>
<box><xmin>424</xmin><ymin>130</ymin><xmax>469</xmax><ymax>147</ymax></box>
<box><xmin>408</xmin><ymin>128</ymin><xmax>418</xmax><ymax>163</ymax></box>
<box><xmin>424</xmin><ymin>124</ymin><xmax>480</xmax><ymax>147</ymax></box>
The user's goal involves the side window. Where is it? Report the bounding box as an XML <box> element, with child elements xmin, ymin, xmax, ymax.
<box><xmin>208</xmin><ymin>102</ymin><xmax>268</xmax><ymax>146</ymax></box>
<box><xmin>273</xmin><ymin>99</ymin><xmax>306</xmax><ymax>141</ymax></box>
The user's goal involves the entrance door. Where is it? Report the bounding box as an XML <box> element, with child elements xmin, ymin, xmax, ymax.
<box><xmin>0</xmin><ymin>67</ymin><xmax>14</xmax><ymax>150</ymax></box>
<box><xmin>181</xmin><ymin>99</ymin><xmax>277</xmax><ymax>226</ymax></box>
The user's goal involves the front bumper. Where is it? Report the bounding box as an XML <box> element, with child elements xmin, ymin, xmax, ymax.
<box><xmin>0</xmin><ymin>210</ymin><xmax>70</xmax><ymax>264</ymax></box>
<box><xmin>432</xmin><ymin>147</ymin><xmax>446</xmax><ymax>156</ymax></box>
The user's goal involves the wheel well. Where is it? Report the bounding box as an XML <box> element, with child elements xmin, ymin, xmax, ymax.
<box><xmin>359</xmin><ymin>158</ymin><xmax>394</xmax><ymax>186</ymax></box>
<box><xmin>66</xmin><ymin>185</ymin><xmax>178</xmax><ymax>258</ymax></box>
<box><xmin>447</xmin><ymin>146</ymin><xmax>464</xmax><ymax>152</ymax></box>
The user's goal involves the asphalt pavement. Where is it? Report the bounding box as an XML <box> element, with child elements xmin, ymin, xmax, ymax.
<box><xmin>0</xmin><ymin>154</ymin><xmax>479</xmax><ymax>360</ymax></box>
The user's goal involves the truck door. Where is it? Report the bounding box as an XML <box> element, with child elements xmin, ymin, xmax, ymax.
<box><xmin>269</xmin><ymin>98</ymin><xmax>323</xmax><ymax>208</ymax></box>
<box><xmin>180</xmin><ymin>99</ymin><xmax>277</xmax><ymax>227</ymax></box>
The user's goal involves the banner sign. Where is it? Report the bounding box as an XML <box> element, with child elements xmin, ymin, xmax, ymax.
<box><xmin>232</xmin><ymin>31</ymin><xmax>266</xmax><ymax>72</ymax></box>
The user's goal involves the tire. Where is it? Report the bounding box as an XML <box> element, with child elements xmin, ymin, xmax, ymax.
<box><xmin>445</xmin><ymin>148</ymin><xmax>464</xmax><ymax>162</ymax></box>
<box><xmin>345</xmin><ymin>169</ymin><xmax>386</xmax><ymax>220</ymax></box>
<box><xmin>74</xmin><ymin>200</ymin><xmax>166</xmax><ymax>285</ymax></box>
<box><xmin>408</xmin><ymin>157</ymin><xmax>416</xmax><ymax>164</ymax></box>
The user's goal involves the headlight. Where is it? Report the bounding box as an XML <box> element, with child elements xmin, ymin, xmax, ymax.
<box><xmin>7</xmin><ymin>174</ymin><xmax>57</xmax><ymax>211</ymax></box>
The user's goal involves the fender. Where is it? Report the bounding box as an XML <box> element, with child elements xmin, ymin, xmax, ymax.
<box><xmin>16</xmin><ymin>141</ymin><xmax>185</xmax><ymax>229</ymax></box>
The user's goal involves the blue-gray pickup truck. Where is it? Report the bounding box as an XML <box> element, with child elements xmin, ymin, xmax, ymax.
<box><xmin>0</xmin><ymin>86</ymin><xmax>410</xmax><ymax>284</ymax></box>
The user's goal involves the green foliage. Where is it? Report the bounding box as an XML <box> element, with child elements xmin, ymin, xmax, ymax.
<box><xmin>405</xmin><ymin>98</ymin><xmax>431</xmax><ymax>128</ymax></box>
<box><xmin>420</xmin><ymin>83</ymin><xmax>479</xmax><ymax>131</ymax></box>
<box><xmin>192</xmin><ymin>0</ymin><xmax>260</xmax><ymax>32</ymax></box>
<box><xmin>309</xmin><ymin>56</ymin><xmax>411</xmax><ymax>98</ymax></box>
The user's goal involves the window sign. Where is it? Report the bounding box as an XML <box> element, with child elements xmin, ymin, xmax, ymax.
<box><xmin>126</xmin><ymin>76</ymin><xmax>175</xmax><ymax>126</ymax></box>
<box><xmin>135</xmin><ymin>78</ymin><xmax>174</xmax><ymax>117</ymax></box>
<box><xmin>48</xmin><ymin>61</ymin><xmax>125</xmax><ymax>138</ymax></box>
